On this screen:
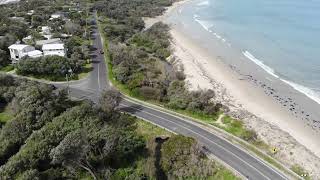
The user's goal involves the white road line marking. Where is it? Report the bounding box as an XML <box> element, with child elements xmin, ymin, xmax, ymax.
<box><xmin>119</xmin><ymin>104</ymin><xmax>272</xmax><ymax>180</ymax></box>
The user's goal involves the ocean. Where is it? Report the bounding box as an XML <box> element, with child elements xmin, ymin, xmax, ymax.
<box><xmin>167</xmin><ymin>0</ymin><xmax>320</xmax><ymax>105</ymax></box>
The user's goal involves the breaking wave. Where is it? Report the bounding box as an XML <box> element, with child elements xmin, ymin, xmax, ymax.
<box><xmin>197</xmin><ymin>0</ymin><xmax>210</xmax><ymax>6</ymax></box>
<box><xmin>194</xmin><ymin>18</ymin><xmax>213</xmax><ymax>32</ymax></box>
<box><xmin>281</xmin><ymin>79</ymin><xmax>320</xmax><ymax>105</ymax></box>
<box><xmin>242</xmin><ymin>51</ymin><xmax>320</xmax><ymax>104</ymax></box>
<box><xmin>242</xmin><ymin>51</ymin><xmax>279</xmax><ymax>78</ymax></box>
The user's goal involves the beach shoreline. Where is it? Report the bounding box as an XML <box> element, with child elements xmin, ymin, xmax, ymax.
<box><xmin>144</xmin><ymin>0</ymin><xmax>320</xmax><ymax>177</ymax></box>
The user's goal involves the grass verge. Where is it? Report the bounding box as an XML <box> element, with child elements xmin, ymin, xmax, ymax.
<box><xmin>135</xmin><ymin>120</ymin><xmax>172</xmax><ymax>141</ymax></box>
<box><xmin>78</xmin><ymin>61</ymin><xmax>93</xmax><ymax>79</ymax></box>
<box><xmin>291</xmin><ymin>165</ymin><xmax>310</xmax><ymax>180</ymax></box>
<box><xmin>0</xmin><ymin>65</ymin><xmax>14</xmax><ymax>72</ymax></box>
<box><xmin>0</xmin><ymin>104</ymin><xmax>13</xmax><ymax>125</ymax></box>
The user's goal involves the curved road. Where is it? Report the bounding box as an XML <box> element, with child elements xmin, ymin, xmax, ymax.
<box><xmin>57</xmin><ymin>16</ymin><xmax>290</xmax><ymax>180</ymax></box>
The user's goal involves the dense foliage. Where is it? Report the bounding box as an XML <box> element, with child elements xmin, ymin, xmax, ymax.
<box><xmin>97</xmin><ymin>2</ymin><xmax>223</xmax><ymax>116</ymax></box>
<box><xmin>161</xmin><ymin>135</ymin><xmax>218</xmax><ymax>179</ymax></box>
<box><xmin>16</xmin><ymin>55</ymin><xmax>85</xmax><ymax>80</ymax></box>
<box><xmin>0</xmin><ymin>75</ymin><xmax>227</xmax><ymax>179</ymax></box>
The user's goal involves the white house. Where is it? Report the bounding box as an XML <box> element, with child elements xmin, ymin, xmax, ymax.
<box><xmin>26</xmin><ymin>50</ymin><xmax>43</xmax><ymax>58</ymax></box>
<box><xmin>8</xmin><ymin>44</ymin><xmax>43</xmax><ymax>63</ymax></box>
<box><xmin>42</xmin><ymin>43</ymin><xmax>66</xmax><ymax>57</ymax></box>
<box><xmin>36</xmin><ymin>38</ymin><xmax>62</xmax><ymax>46</ymax></box>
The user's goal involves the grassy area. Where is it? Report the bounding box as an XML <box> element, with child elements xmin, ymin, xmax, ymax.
<box><xmin>213</xmin><ymin>168</ymin><xmax>241</xmax><ymax>180</ymax></box>
<box><xmin>291</xmin><ymin>164</ymin><xmax>310</xmax><ymax>180</ymax></box>
<box><xmin>77</xmin><ymin>61</ymin><xmax>93</xmax><ymax>79</ymax></box>
<box><xmin>0</xmin><ymin>104</ymin><xmax>13</xmax><ymax>124</ymax></box>
<box><xmin>0</xmin><ymin>65</ymin><xmax>14</xmax><ymax>72</ymax></box>
<box><xmin>135</xmin><ymin>120</ymin><xmax>172</xmax><ymax>141</ymax></box>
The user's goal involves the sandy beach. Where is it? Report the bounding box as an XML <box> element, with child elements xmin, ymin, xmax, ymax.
<box><xmin>144</xmin><ymin>0</ymin><xmax>320</xmax><ymax>178</ymax></box>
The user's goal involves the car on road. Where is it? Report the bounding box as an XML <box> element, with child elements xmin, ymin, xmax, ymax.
<box><xmin>100</xmin><ymin>50</ymin><xmax>104</xmax><ymax>54</ymax></box>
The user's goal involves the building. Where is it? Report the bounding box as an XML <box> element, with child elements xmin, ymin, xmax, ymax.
<box><xmin>42</xmin><ymin>43</ymin><xmax>66</xmax><ymax>57</ymax></box>
<box><xmin>22</xmin><ymin>35</ymin><xmax>32</xmax><ymax>44</ymax></box>
<box><xmin>8</xmin><ymin>44</ymin><xmax>42</xmax><ymax>63</ymax></box>
<box><xmin>49</xmin><ymin>12</ymin><xmax>67</xmax><ymax>21</ymax></box>
<box><xmin>50</xmin><ymin>13</ymin><xmax>62</xmax><ymax>19</ymax></box>
<box><xmin>26</xmin><ymin>50</ymin><xmax>43</xmax><ymax>58</ymax></box>
<box><xmin>36</xmin><ymin>38</ymin><xmax>62</xmax><ymax>46</ymax></box>
<box><xmin>41</xmin><ymin>26</ymin><xmax>51</xmax><ymax>35</ymax></box>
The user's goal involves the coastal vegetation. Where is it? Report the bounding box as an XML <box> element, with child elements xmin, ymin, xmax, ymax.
<box><xmin>0</xmin><ymin>74</ymin><xmax>237</xmax><ymax>179</ymax></box>
<box><xmin>95</xmin><ymin>1</ymin><xmax>310</xmax><ymax>178</ymax></box>
<box><xmin>95</xmin><ymin>0</ymin><xmax>259</xmax><ymax>145</ymax></box>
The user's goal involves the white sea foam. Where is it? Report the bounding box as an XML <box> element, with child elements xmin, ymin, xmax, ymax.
<box><xmin>242</xmin><ymin>51</ymin><xmax>279</xmax><ymax>78</ymax></box>
<box><xmin>194</xmin><ymin>19</ymin><xmax>213</xmax><ymax>32</ymax></box>
<box><xmin>242</xmin><ymin>51</ymin><xmax>320</xmax><ymax>105</ymax></box>
<box><xmin>281</xmin><ymin>79</ymin><xmax>320</xmax><ymax>105</ymax></box>
<box><xmin>197</xmin><ymin>0</ymin><xmax>210</xmax><ymax>6</ymax></box>
<box><xmin>194</xmin><ymin>16</ymin><xmax>229</xmax><ymax>44</ymax></box>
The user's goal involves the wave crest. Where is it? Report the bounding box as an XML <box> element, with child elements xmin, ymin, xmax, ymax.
<box><xmin>194</xmin><ymin>18</ymin><xmax>213</xmax><ymax>31</ymax></box>
<box><xmin>281</xmin><ymin>79</ymin><xmax>320</xmax><ymax>105</ymax></box>
<box><xmin>242</xmin><ymin>51</ymin><xmax>279</xmax><ymax>78</ymax></box>
<box><xmin>197</xmin><ymin>0</ymin><xmax>210</xmax><ymax>6</ymax></box>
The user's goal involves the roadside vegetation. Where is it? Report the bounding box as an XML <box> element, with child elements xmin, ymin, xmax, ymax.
<box><xmin>95</xmin><ymin>0</ymin><xmax>258</xmax><ymax>144</ymax></box>
<box><xmin>0</xmin><ymin>74</ymin><xmax>238</xmax><ymax>179</ymax></box>
<box><xmin>95</xmin><ymin>0</ymin><xmax>309</xmax><ymax>178</ymax></box>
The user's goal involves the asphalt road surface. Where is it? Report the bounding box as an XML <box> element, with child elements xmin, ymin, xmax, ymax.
<box><xmin>58</xmin><ymin>14</ymin><xmax>290</xmax><ymax>180</ymax></box>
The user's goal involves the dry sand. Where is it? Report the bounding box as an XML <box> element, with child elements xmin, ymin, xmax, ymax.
<box><xmin>144</xmin><ymin>0</ymin><xmax>320</xmax><ymax>178</ymax></box>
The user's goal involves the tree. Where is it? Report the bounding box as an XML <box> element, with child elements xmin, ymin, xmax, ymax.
<box><xmin>50</xmin><ymin>130</ymin><xmax>97</xmax><ymax>180</ymax></box>
<box><xmin>0</xmin><ymin>34</ymin><xmax>16</xmax><ymax>67</ymax></box>
<box><xmin>0</xmin><ymin>49</ymin><xmax>9</xmax><ymax>68</ymax></box>
<box><xmin>64</xmin><ymin>21</ymin><xmax>83</xmax><ymax>36</ymax></box>
<box><xmin>99</xmin><ymin>89</ymin><xmax>121</xmax><ymax>114</ymax></box>
<box><xmin>16</xmin><ymin>55</ymin><xmax>83</xmax><ymax>80</ymax></box>
<box><xmin>31</xmin><ymin>15</ymin><xmax>45</xmax><ymax>28</ymax></box>
<box><xmin>161</xmin><ymin>135</ymin><xmax>217</xmax><ymax>178</ymax></box>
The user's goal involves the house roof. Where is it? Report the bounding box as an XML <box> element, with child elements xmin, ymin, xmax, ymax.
<box><xmin>27</xmin><ymin>50</ymin><xmax>43</xmax><ymax>57</ymax></box>
<box><xmin>42</xmin><ymin>43</ymin><xmax>64</xmax><ymax>50</ymax></box>
<box><xmin>8</xmin><ymin>44</ymin><xmax>31</xmax><ymax>50</ymax></box>
<box><xmin>36</xmin><ymin>38</ymin><xmax>61</xmax><ymax>46</ymax></box>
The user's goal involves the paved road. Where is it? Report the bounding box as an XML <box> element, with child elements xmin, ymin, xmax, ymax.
<box><xmin>58</xmin><ymin>15</ymin><xmax>290</xmax><ymax>180</ymax></box>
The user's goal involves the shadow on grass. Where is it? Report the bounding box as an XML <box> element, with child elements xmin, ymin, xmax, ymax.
<box><xmin>0</xmin><ymin>65</ymin><xmax>14</xmax><ymax>72</ymax></box>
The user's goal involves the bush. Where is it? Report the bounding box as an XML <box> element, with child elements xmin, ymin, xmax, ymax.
<box><xmin>161</xmin><ymin>135</ymin><xmax>218</xmax><ymax>178</ymax></box>
<box><xmin>16</xmin><ymin>56</ymin><xmax>84</xmax><ymax>80</ymax></box>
